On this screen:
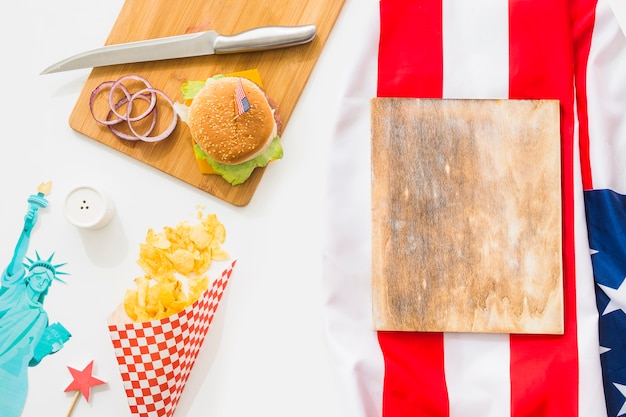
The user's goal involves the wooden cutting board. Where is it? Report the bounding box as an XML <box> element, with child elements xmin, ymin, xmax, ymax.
<box><xmin>68</xmin><ymin>0</ymin><xmax>345</xmax><ymax>206</ymax></box>
<box><xmin>371</xmin><ymin>98</ymin><xmax>564</xmax><ymax>334</ymax></box>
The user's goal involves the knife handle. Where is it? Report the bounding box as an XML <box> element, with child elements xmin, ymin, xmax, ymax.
<box><xmin>213</xmin><ymin>24</ymin><xmax>317</xmax><ymax>54</ymax></box>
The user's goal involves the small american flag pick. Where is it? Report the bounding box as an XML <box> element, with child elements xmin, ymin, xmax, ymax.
<box><xmin>235</xmin><ymin>78</ymin><xmax>251</xmax><ymax>116</ymax></box>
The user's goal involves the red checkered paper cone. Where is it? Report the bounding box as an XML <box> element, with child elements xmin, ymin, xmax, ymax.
<box><xmin>108</xmin><ymin>260</ymin><xmax>236</xmax><ymax>417</ymax></box>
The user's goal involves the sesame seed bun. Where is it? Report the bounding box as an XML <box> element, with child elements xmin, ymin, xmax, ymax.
<box><xmin>187</xmin><ymin>77</ymin><xmax>281</xmax><ymax>165</ymax></box>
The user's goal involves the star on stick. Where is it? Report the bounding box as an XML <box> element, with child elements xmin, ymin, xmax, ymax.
<box><xmin>64</xmin><ymin>360</ymin><xmax>106</xmax><ymax>416</ymax></box>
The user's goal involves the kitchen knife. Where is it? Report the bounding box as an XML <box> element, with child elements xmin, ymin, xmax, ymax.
<box><xmin>41</xmin><ymin>24</ymin><xmax>317</xmax><ymax>74</ymax></box>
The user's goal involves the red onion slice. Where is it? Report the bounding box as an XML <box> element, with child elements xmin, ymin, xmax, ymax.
<box><xmin>90</xmin><ymin>81</ymin><xmax>124</xmax><ymax>126</ymax></box>
<box><xmin>89</xmin><ymin>75</ymin><xmax>177</xmax><ymax>142</ymax></box>
<box><xmin>108</xmin><ymin>94</ymin><xmax>158</xmax><ymax>141</ymax></box>
<box><xmin>108</xmin><ymin>75</ymin><xmax>156</xmax><ymax>122</ymax></box>
<box><xmin>126</xmin><ymin>87</ymin><xmax>178</xmax><ymax>143</ymax></box>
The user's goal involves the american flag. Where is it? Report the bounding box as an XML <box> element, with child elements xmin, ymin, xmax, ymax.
<box><xmin>235</xmin><ymin>78</ymin><xmax>251</xmax><ymax>116</ymax></box>
<box><xmin>323</xmin><ymin>0</ymin><xmax>623</xmax><ymax>416</ymax></box>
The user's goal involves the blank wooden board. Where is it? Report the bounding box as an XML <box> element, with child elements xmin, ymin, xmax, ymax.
<box><xmin>371</xmin><ymin>98</ymin><xmax>564</xmax><ymax>334</ymax></box>
<box><xmin>68</xmin><ymin>0</ymin><xmax>345</xmax><ymax>206</ymax></box>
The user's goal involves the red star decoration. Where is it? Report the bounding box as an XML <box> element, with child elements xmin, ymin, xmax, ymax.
<box><xmin>64</xmin><ymin>360</ymin><xmax>106</xmax><ymax>402</ymax></box>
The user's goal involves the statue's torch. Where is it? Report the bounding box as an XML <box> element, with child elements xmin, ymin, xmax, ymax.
<box><xmin>23</xmin><ymin>182</ymin><xmax>52</xmax><ymax>233</ymax></box>
<box><xmin>28</xmin><ymin>181</ymin><xmax>52</xmax><ymax>211</ymax></box>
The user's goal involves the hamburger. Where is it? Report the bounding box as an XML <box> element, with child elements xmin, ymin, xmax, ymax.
<box><xmin>177</xmin><ymin>74</ymin><xmax>283</xmax><ymax>185</ymax></box>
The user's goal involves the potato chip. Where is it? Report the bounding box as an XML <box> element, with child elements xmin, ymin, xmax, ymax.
<box><xmin>171</xmin><ymin>249</ymin><xmax>195</xmax><ymax>275</ymax></box>
<box><xmin>123</xmin><ymin>289</ymin><xmax>139</xmax><ymax>321</ymax></box>
<box><xmin>189</xmin><ymin>225</ymin><xmax>210</xmax><ymax>249</ymax></box>
<box><xmin>123</xmin><ymin>211</ymin><xmax>229</xmax><ymax>322</ymax></box>
<box><xmin>145</xmin><ymin>228</ymin><xmax>171</xmax><ymax>249</ymax></box>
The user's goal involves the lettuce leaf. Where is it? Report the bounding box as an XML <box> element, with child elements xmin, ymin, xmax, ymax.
<box><xmin>180</xmin><ymin>74</ymin><xmax>225</xmax><ymax>101</ymax></box>
<box><xmin>180</xmin><ymin>81</ymin><xmax>206</xmax><ymax>101</ymax></box>
<box><xmin>193</xmin><ymin>137</ymin><xmax>283</xmax><ymax>185</ymax></box>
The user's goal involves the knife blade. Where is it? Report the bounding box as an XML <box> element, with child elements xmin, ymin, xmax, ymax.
<box><xmin>41</xmin><ymin>24</ymin><xmax>317</xmax><ymax>74</ymax></box>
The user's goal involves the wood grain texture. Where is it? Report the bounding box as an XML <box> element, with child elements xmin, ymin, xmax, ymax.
<box><xmin>68</xmin><ymin>0</ymin><xmax>345</xmax><ymax>206</ymax></box>
<box><xmin>371</xmin><ymin>98</ymin><xmax>563</xmax><ymax>334</ymax></box>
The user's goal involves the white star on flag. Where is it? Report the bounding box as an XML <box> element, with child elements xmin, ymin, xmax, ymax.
<box><xmin>598</xmin><ymin>278</ymin><xmax>626</xmax><ymax>315</ymax></box>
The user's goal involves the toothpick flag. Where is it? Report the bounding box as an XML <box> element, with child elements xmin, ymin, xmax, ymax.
<box><xmin>64</xmin><ymin>360</ymin><xmax>106</xmax><ymax>417</ymax></box>
<box><xmin>235</xmin><ymin>78</ymin><xmax>251</xmax><ymax>116</ymax></box>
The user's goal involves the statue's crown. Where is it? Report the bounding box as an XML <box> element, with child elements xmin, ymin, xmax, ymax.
<box><xmin>25</xmin><ymin>251</ymin><xmax>68</xmax><ymax>283</ymax></box>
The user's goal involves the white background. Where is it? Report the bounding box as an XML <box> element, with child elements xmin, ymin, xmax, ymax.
<box><xmin>0</xmin><ymin>0</ymin><xmax>369</xmax><ymax>415</ymax></box>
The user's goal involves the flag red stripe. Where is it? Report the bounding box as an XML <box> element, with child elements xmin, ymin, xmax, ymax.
<box><xmin>508</xmin><ymin>1</ymin><xmax>579</xmax><ymax>416</ymax></box>
<box><xmin>377</xmin><ymin>0</ymin><xmax>443</xmax><ymax>98</ymax></box>
<box><xmin>377</xmin><ymin>332</ymin><xmax>449</xmax><ymax>416</ymax></box>
<box><xmin>377</xmin><ymin>1</ymin><xmax>448</xmax><ymax>416</ymax></box>
<box><xmin>571</xmin><ymin>0</ymin><xmax>598</xmax><ymax>190</ymax></box>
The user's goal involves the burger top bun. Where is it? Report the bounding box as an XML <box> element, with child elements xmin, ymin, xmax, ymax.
<box><xmin>187</xmin><ymin>77</ymin><xmax>279</xmax><ymax>165</ymax></box>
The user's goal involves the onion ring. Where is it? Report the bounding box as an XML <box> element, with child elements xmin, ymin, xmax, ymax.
<box><xmin>108</xmin><ymin>75</ymin><xmax>156</xmax><ymax>122</ymax></box>
<box><xmin>107</xmin><ymin>93</ymin><xmax>158</xmax><ymax>141</ymax></box>
<box><xmin>126</xmin><ymin>88</ymin><xmax>178</xmax><ymax>143</ymax></box>
<box><xmin>89</xmin><ymin>75</ymin><xmax>177</xmax><ymax>142</ymax></box>
<box><xmin>89</xmin><ymin>81</ymin><xmax>123</xmax><ymax>126</ymax></box>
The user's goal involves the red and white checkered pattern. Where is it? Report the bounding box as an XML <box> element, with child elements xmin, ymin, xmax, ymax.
<box><xmin>108</xmin><ymin>260</ymin><xmax>236</xmax><ymax>417</ymax></box>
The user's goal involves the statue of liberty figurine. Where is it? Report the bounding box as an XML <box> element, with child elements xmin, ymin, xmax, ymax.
<box><xmin>0</xmin><ymin>182</ymin><xmax>71</xmax><ymax>417</ymax></box>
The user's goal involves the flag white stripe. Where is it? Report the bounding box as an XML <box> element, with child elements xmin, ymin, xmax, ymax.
<box><xmin>573</xmin><ymin>105</ymin><xmax>608</xmax><ymax>416</ymax></box>
<box><xmin>587</xmin><ymin>0</ymin><xmax>626</xmax><ymax>193</ymax></box>
<box><xmin>444</xmin><ymin>333</ymin><xmax>511</xmax><ymax>417</ymax></box>
<box><xmin>442</xmin><ymin>0</ymin><xmax>509</xmax><ymax>100</ymax></box>
<box><xmin>442</xmin><ymin>1</ymin><xmax>511</xmax><ymax>416</ymax></box>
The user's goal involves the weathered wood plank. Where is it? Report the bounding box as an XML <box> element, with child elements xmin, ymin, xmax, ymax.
<box><xmin>371</xmin><ymin>98</ymin><xmax>563</xmax><ymax>334</ymax></box>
